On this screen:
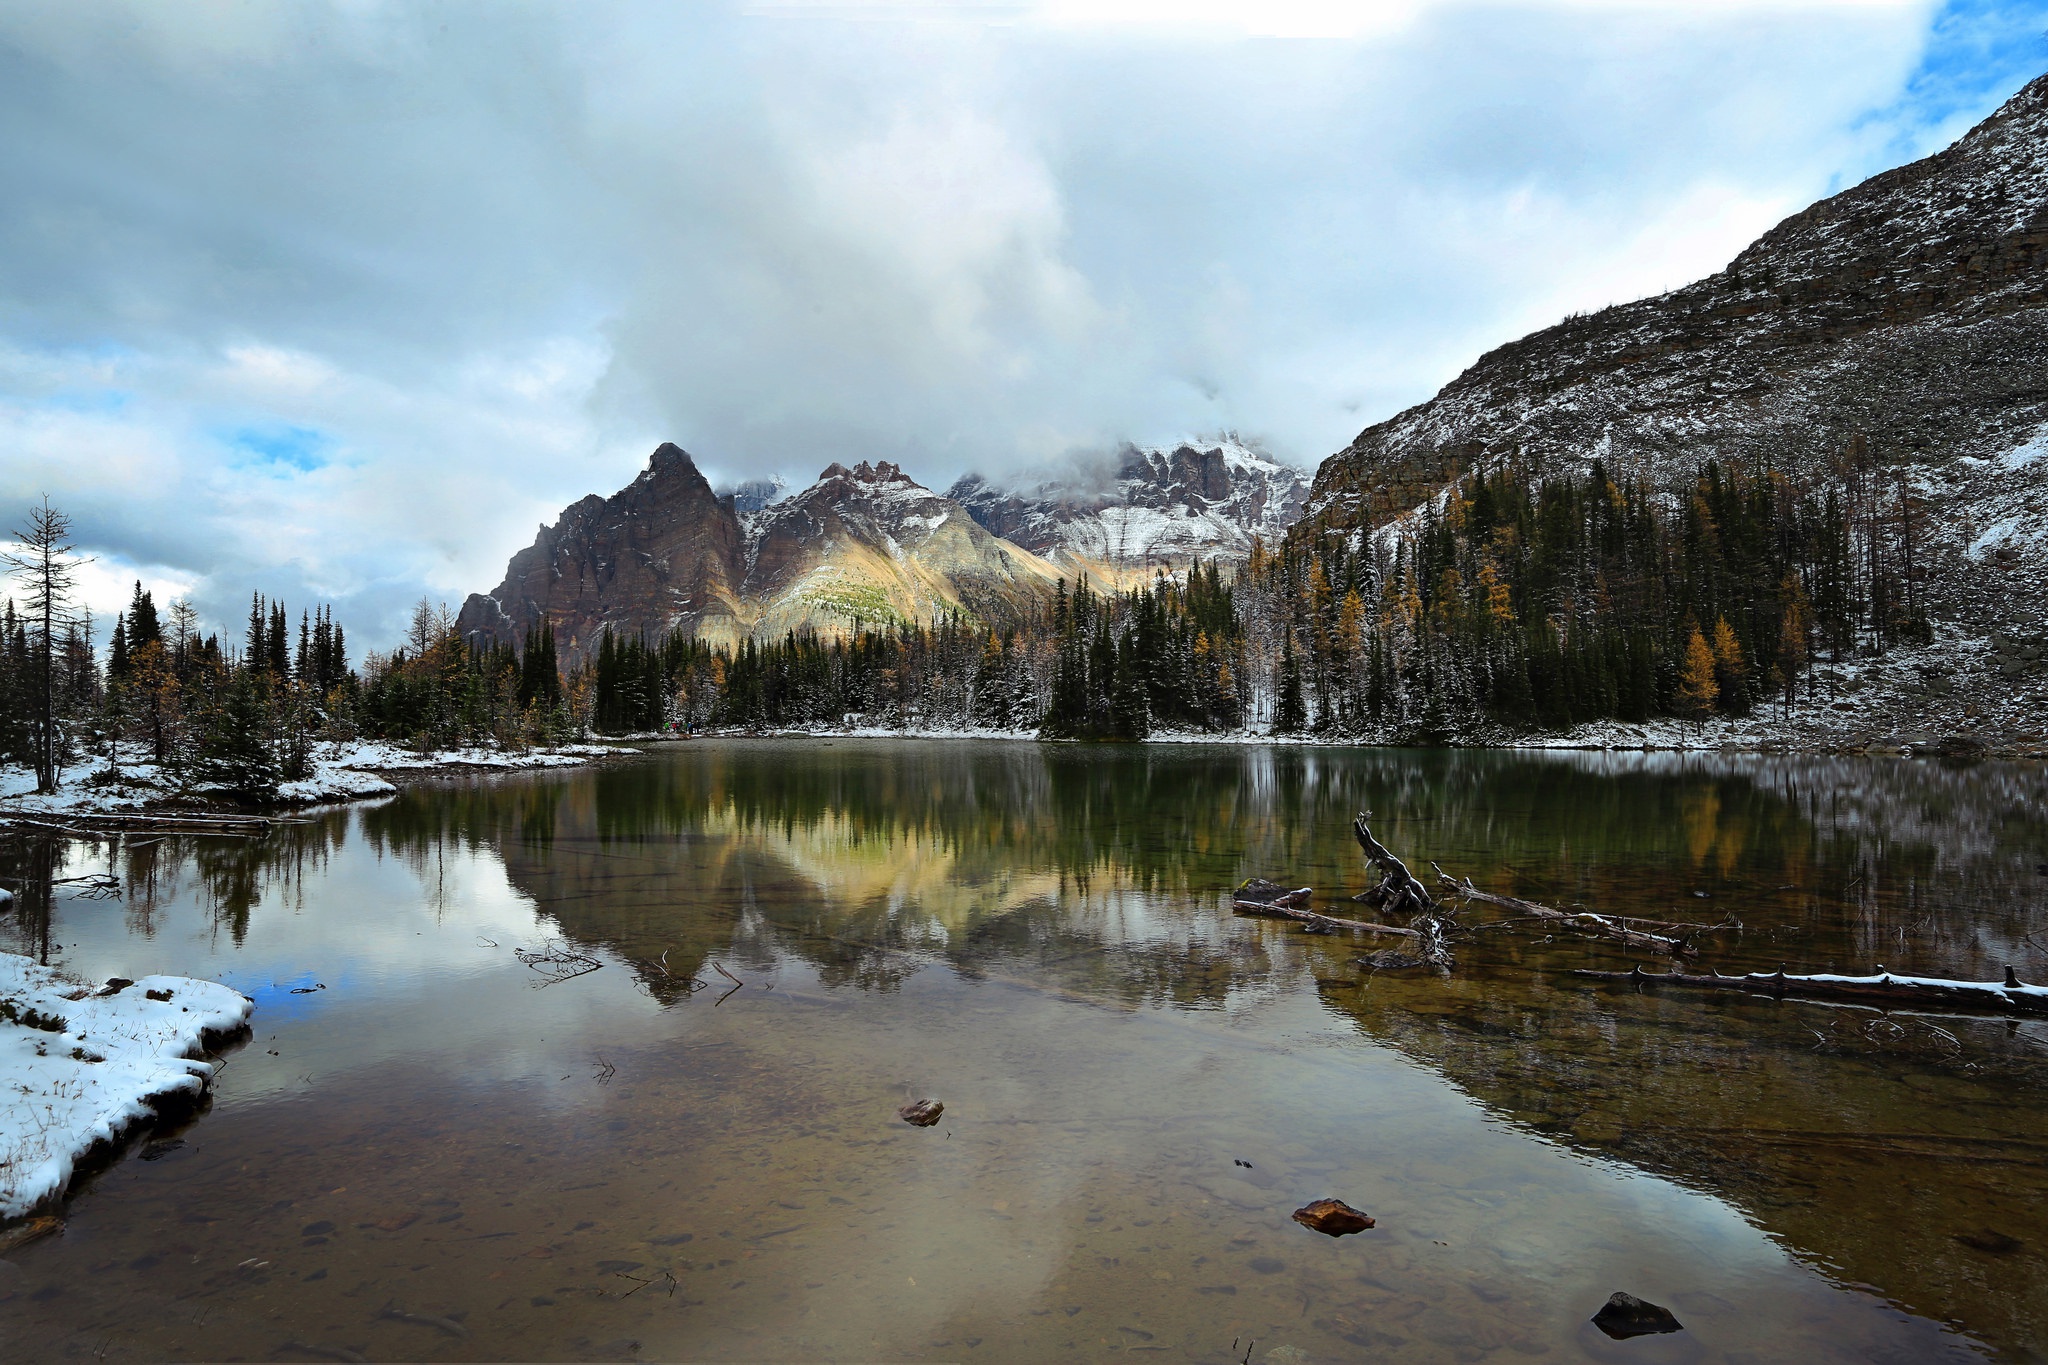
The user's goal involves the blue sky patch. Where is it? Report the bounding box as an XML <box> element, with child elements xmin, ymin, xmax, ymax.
<box><xmin>47</xmin><ymin>387</ymin><xmax>132</xmax><ymax>415</ymax></box>
<box><xmin>228</xmin><ymin>423</ymin><xmax>331</xmax><ymax>472</ymax></box>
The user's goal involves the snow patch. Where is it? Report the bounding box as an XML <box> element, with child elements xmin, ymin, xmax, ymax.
<box><xmin>1</xmin><ymin>954</ymin><xmax>253</xmax><ymax>1219</ymax></box>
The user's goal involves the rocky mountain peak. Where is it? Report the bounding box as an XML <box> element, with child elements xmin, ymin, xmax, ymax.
<box><xmin>456</xmin><ymin>442</ymin><xmax>746</xmax><ymax>663</ymax></box>
<box><xmin>833</xmin><ymin>458</ymin><xmax>908</xmax><ymax>480</ymax></box>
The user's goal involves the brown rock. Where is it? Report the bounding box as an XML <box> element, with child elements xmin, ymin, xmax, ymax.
<box><xmin>1291</xmin><ymin>1198</ymin><xmax>1375</xmax><ymax>1236</ymax></box>
<box><xmin>898</xmin><ymin>1098</ymin><xmax>944</xmax><ymax>1127</ymax></box>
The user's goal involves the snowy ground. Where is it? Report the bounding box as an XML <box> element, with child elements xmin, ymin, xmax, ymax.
<box><xmin>0</xmin><ymin>740</ymin><xmax>632</xmax><ymax>816</ymax></box>
<box><xmin>1</xmin><ymin>953</ymin><xmax>253</xmax><ymax>1221</ymax></box>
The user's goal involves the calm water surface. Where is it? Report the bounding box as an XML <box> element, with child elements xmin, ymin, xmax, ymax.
<box><xmin>4</xmin><ymin>740</ymin><xmax>2047</xmax><ymax>1363</ymax></box>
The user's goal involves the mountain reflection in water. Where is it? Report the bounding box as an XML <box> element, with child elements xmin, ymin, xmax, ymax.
<box><xmin>3</xmin><ymin>739</ymin><xmax>2042</xmax><ymax>1362</ymax></box>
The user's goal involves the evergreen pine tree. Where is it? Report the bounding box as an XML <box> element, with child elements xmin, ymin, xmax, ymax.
<box><xmin>127</xmin><ymin>581</ymin><xmax>161</xmax><ymax>650</ymax></box>
<box><xmin>193</xmin><ymin>668</ymin><xmax>280</xmax><ymax>798</ymax></box>
<box><xmin>108</xmin><ymin>616</ymin><xmax>130</xmax><ymax>681</ymax></box>
<box><xmin>1273</xmin><ymin>636</ymin><xmax>1306</xmax><ymax>734</ymax></box>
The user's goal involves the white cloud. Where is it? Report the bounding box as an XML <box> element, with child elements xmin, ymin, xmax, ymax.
<box><xmin>0</xmin><ymin>0</ymin><xmax>2031</xmax><ymax>652</ymax></box>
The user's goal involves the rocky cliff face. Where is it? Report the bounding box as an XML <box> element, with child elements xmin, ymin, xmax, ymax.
<box><xmin>457</xmin><ymin>442</ymin><xmax>747</xmax><ymax>661</ymax></box>
<box><xmin>458</xmin><ymin>451</ymin><xmax>1063</xmax><ymax>661</ymax></box>
<box><xmin>949</xmin><ymin>437</ymin><xmax>1309</xmax><ymax>571</ymax></box>
<box><xmin>1292</xmin><ymin>71</ymin><xmax>2048</xmax><ymax>739</ymax></box>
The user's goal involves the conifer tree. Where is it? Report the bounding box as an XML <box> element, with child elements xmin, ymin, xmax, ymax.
<box><xmin>127</xmin><ymin>581</ymin><xmax>161</xmax><ymax>651</ymax></box>
<box><xmin>192</xmin><ymin>667</ymin><xmax>281</xmax><ymax>798</ymax></box>
<box><xmin>3</xmin><ymin>499</ymin><xmax>86</xmax><ymax>792</ymax></box>
<box><xmin>1273</xmin><ymin>636</ymin><xmax>1306</xmax><ymax>734</ymax></box>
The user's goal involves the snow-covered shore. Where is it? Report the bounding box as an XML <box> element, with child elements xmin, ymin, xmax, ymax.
<box><xmin>669</xmin><ymin>715</ymin><xmax>2041</xmax><ymax>758</ymax></box>
<box><xmin>0</xmin><ymin>739</ymin><xmax>633</xmax><ymax>818</ymax></box>
<box><xmin>1</xmin><ymin>954</ymin><xmax>253</xmax><ymax>1221</ymax></box>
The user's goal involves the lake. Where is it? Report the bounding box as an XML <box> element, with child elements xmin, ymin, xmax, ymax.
<box><xmin>4</xmin><ymin>739</ymin><xmax>2046</xmax><ymax>1363</ymax></box>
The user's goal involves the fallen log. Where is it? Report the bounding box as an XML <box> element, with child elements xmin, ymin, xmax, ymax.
<box><xmin>1232</xmin><ymin>876</ymin><xmax>1420</xmax><ymax>936</ymax></box>
<box><xmin>0</xmin><ymin>809</ymin><xmax>274</xmax><ymax>836</ymax></box>
<box><xmin>1573</xmin><ymin>963</ymin><xmax>2048</xmax><ymax>1017</ymax></box>
<box><xmin>1434</xmin><ymin>870</ymin><xmax>1694</xmax><ymax>956</ymax></box>
<box><xmin>1235</xmin><ymin>878</ymin><xmax>1315</xmax><ymax>909</ymax></box>
<box><xmin>1231</xmin><ymin>899</ymin><xmax>1421</xmax><ymax>938</ymax></box>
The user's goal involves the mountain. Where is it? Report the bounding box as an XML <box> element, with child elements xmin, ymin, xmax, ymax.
<box><xmin>457</xmin><ymin>448</ymin><xmax>1063</xmax><ymax>661</ymax></box>
<box><xmin>1294</xmin><ymin>72</ymin><xmax>2048</xmax><ymax>662</ymax></box>
<box><xmin>456</xmin><ymin>442</ymin><xmax>748</xmax><ymax>659</ymax></box>
<box><xmin>949</xmin><ymin>437</ymin><xmax>1309</xmax><ymax>572</ymax></box>
<box><xmin>736</xmin><ymin>459</ymin><xmax>1063</xmax><ymax>641</ymax></box>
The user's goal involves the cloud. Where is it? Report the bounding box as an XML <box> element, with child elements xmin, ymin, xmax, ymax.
<box><xmin>0</xmin><ymin>0</ymin><xmax>2040</xmax><ymax>649</ymax></box>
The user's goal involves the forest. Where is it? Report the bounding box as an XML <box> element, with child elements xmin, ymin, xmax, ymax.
<box><xmin>0</xmin><ymin>453</ymin><xmax>1927</xmax><ymax>796</ymax></box>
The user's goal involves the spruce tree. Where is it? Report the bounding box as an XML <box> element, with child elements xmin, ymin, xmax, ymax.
<box><xmin>1273</xmin><ymin>637</ymin><xmax>1306</xmax><ymax>734</ymax></box>
<box><xmin>193</xmin><ymin>667</ymin><xmax>280</xmax><ymax>798</ymax></box>
<box><xmin>108</xmin><ymin>616</ymin><xmax>130</xmax><ymax>681</ymax></box>
<box><xmin>127</xmin><ymin>581</ymin><xmax>161</xmax><ymax>650</ymax></box>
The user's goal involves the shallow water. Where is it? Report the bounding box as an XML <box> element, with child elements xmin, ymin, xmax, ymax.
<box><xmin>4</xmin><ymin>739</ymin><xmax>2047</xmax><ymax>1363</ymax></box>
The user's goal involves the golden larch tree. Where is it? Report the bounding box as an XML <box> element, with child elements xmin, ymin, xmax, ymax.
<box><xmin>1675</xmin><ymin>622</ymin><xmax>1720</xmax><ymax>731</ymax></box>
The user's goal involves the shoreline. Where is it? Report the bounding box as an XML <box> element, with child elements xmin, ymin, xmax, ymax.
<box><xmin>4</xmin><ymin>720</ymin><xmax>2038</xmax><ymax>831</ymax></box>
<box><xmin>0</xmin><ymin>740</ymin><xmax>642</xmax><ymax>828</ymax></box>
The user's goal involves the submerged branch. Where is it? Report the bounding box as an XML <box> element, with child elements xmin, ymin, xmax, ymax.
<box><xmin>1432</xmin><ymin>869</ymin><xmax>1700</xmax><ymax>956</ymax></box>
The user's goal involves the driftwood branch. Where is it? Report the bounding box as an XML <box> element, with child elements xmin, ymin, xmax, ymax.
<box><xmin>1575</xmin><ymin>963</ymin><xmax>2048</xmax><ymax>1017</ymax></box>
<box><xmin>1232</xmin><ymin>900</ymin><xmax>1422</xmax><ymax>938</ymax></box>
<box><xmin>1350</xmin><ymin>813</ymin><xmax>1433</xmax><ymax>916</ymax></box>
<box><xmin>1233</xmin><ymin>877</ymin><xmax>1418</xmax><ymax>936</ymax></box>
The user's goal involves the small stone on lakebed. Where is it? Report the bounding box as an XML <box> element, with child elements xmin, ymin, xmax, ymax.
<box><xmin>1291</xmin><ymin>1198</ymin><xmax>1375</xmax><ymax>1236</ymax></box>
<box><xmin>899</xmin><ymin>1098</ymin><xmax>944</xmax><ymax>1127</ymax></box>
<box><xmin>1591</xmin><ymin>1291</ymin><xmax>1684</xmax><ymax>1339</ymax></box>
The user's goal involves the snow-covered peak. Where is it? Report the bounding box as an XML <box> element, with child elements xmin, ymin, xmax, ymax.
<box><xmin>721</xmin><ymin>474</ymin><xmax>788</xmax><ymax>514</ymax></box>
<box><xmin>948</xmin><ymin>436</ymin><xmax>1310</xmax><ymax>566</ymax></box>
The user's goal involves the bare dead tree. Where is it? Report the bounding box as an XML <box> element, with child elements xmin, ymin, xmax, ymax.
<box><xmin>1349</xmin><ymin>812</ymin><xmax>1434</xmax><ymax>916</ymax></box>
<box><xmin>3</xmin><ymin>499</ymin><xmax>89</xmax><ymax>793</ymax></box>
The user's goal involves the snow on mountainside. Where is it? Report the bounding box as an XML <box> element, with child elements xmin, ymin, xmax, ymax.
<box><xmin>1294</xmin><ymin>70</ymin><xmax>2048</xmax><ymax>748</ymax></box>
<box><xmin>949</xmin><ymin>437</ymin><xmax>1309</xmax><ymax>570</ymax></box>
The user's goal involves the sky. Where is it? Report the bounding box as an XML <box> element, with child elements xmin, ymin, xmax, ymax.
<box><xmin>0</xmin><ymin>0</ymin><xmax>2043</xmax><ymax>652</ymax></box>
